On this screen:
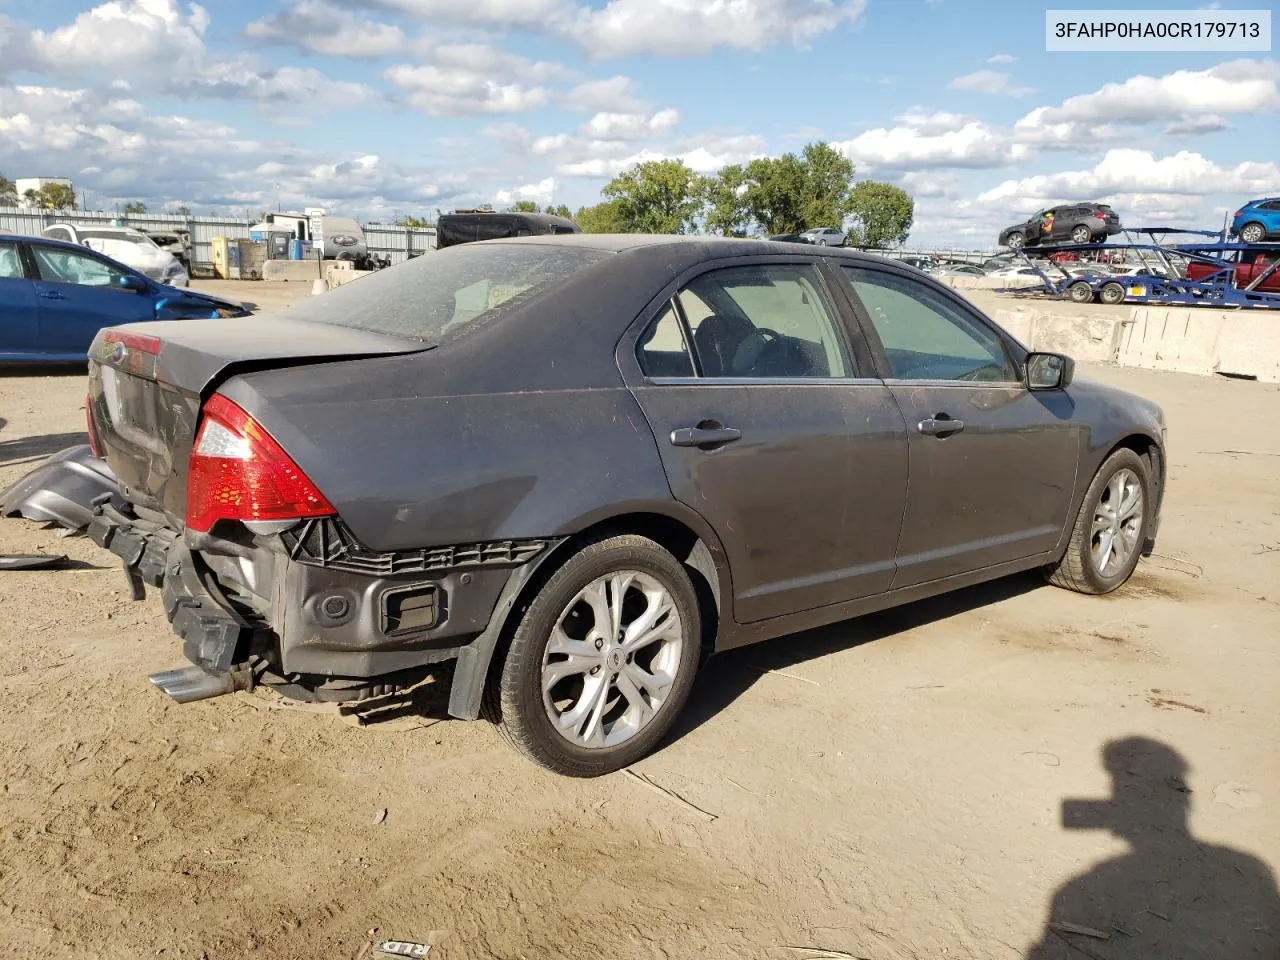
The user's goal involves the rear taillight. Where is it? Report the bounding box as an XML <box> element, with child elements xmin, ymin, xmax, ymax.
<box><xmin>186</xmin><ymin>394</ymin><xmax>334</xmax><ymax>533</ymax></box>
<box><xmin>85</xmin><ymin>392</ymin><xmax>102</xmax><ymax>458</ymax></box>
<box><xmin>1095</xmin><ymin>212</ymin><xmax>1106</xmax><ymax>219</ymax></box>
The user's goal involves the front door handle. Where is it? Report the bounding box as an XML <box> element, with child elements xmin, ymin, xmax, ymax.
<box><xmin>39</xmin><ymin>290</ymin><xmax>66</xmax><ymax>301</ymax></box>
<box><xmin>918</xmin><ymin>415</ymin><xmax>965</xmax><ymax>437</ymax></box>
<box><xmin>670</xmin><ymin>422</ymin><xmax>742</xmax><ymax>449</ymax></box>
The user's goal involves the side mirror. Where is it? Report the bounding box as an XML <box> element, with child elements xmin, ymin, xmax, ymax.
<box><xmin>115</xmin><ymin>274</ymin><xmax>148</xmax><ymax>292</ymax></box>
<box><xmin>1026</xmin><ymin>352</ymin><xmax>1075</xmax><ymax>391</ymax></box>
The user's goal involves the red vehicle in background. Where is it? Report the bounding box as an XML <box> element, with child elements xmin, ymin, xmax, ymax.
<box><xmin>1184</xmin><ymin>249</ymin><xmax>1280</xmax><ymax>292</ymax></box>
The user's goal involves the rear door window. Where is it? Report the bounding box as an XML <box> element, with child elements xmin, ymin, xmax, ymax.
<box><xmin>0</xmin><ymin>240</ymin><xmax>26</xmax><ymax>279</ymax></box>
<box><xmin>637</xmin><ymin>301</ymin><xmax>695</xmax><ymax>377</ymax></box>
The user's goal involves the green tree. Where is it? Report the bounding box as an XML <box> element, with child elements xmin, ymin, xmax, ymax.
<box><xmin>574</xmin><ymin>200</ymin><xmax>628</xmax><ymax>233</ymax></box>
<box><xmin>508</xmin><ymin>200</ymin><xmax>539</xmax><ymax>213</ymax></box>
<box><xmin>122</xmin><ymin>201</ymin><xmax>147</xmax><ymax>215</ymax></box>
<box><xmin>701</xmin><ymin>163</ymin><xmax>752</xmax><ymax>236</ymax></box>
<box><xmin>602</xmin><ymin>159</ymin><xmax>703</xmax><ymax>234</ymax></box>
<box><xmin>846</xmin><ymin>181</ymin><xmax>914</xmax><ymax>248</ymax></box>
<box><xmin>397</xmin><ymin>215</ymin><xmax>434</xmax><ymax>228</ymax></box>
<box><xmin>798</xmin><ymin>142</ymin><xmax>857</xmax><ymax>230</ymax></box>
<box><xmin>0</xmin><ymin>174</ymin><xmax>15</xmax><ymax>205</ymax></box>
<box><xmin>741</xmin><ymin>153</ymin><xmax>808</xmax><ymax>235</ymax></box>
<box><xmin>544</xmin><ymin>203</ymin><xmax>572</xmax><ymax>219</ymax></box>
<box><xmin>173</xmin><ymin>205</ymin><xmax>191</xmax><ymax>217</ymax></box>
<box><xmin>40</xmin><ymin>183</ymin><xmax>76</xmax><ymax>210</ymax></box>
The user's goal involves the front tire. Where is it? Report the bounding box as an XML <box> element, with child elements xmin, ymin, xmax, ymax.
<box><xmin>1005</xmin><ymin>231</ymin><xmax>1026</xmax><ymax>249</ymax></box>
<box><xmin>1045</xmin><ymin>448</ymin><xmax>1151</xmax><ymax>595</ymax></box>
<box><xmin>489</xmin><ymin>535</ymin><xmax>702</xmax><ymax>777</ymax></box>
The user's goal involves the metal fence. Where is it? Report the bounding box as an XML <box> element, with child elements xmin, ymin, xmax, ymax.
<box><xmin>0</xmin><ymin>208</ymin><xmax>437</xmax><ymax>271</ymax></box>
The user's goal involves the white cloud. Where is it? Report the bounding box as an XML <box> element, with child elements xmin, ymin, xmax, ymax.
<box><xmin>170</xmin><ymin>62</ymin><xmax>374</xmax><ymax>106</ymax></box>
<box><xmin>563</xmin><ymin>0</ymin><xmax>868</xmax><ymax>57</ymax></box>
<box><xmin>493</xmin><ymin>176</ymin><xmax>558</xmax><ymax>206</ymax></box>
<box><xmin>949</xmin><ymin>69</ymin><xmax>1035</xmax><ymax>98</ymax></box>
<box><xmin>358</xmin><ymin>0</ymin><xmax>566</xmax><ymax>25</ymax></box>
<box><xmin>29</xmin><ymin>0</ymin><xmax>209</xmax><ymax>73</ymax></box>
<box><xmin>1015</xmin><ymin>59</ymin><xmax>1280</xmax><ymax>139</ymax></box>
<box><xmin>987</xmin><ymin>53</ymin><xmax>1017</xmax><ymax>64</ymax></box>
<box><xmin>977</xmin><ymin>149</ymin><xmax>1280</xmax><ymax>207</ymax></box>
<box><xmin>1164</xmin><ymin>114</ymin><xmax>1232</xmax><ymax>137</ymax></box>
<box><xmin>561</xmin><ymin>75</ymin><xmax>645</xmax><ymax>113</ymax></box>
<box><xmin>384</xmin><ymin>63</ymin><xmax>550</xmax><ymax>115</ymax></box>
<box><xmin>554</xmin><ymin>133</ymin><xmax>766</xmax><ymax>178</ymax></box>
<box><xmin>835</xmin><ymin>111</ymin><xmax>1029</xmax><ymax>171</ymax></box>
<box><xmin>245</xmin><ymin>0</ymin><xmax>407</xmax><ymax>58</ymax></box>
<box><xmin>579</xmin><ymin>108</ymin><xmax>680</xmax><ymax>140</ymax></box>
<box><xmin>897</xmin><ymin>170</ymin><xmax>963</xmax><ymax>199</ymax></box>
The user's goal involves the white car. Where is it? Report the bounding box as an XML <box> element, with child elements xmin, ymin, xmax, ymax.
<box><xmin>800</xmin><ymin>227</ymin><xmax>847</xmax><ymax>247</ymax></box>
<box><xmin>41</xmin><ymin>224</ymin><xmax>189</xmax><ymax>287</ymax></box>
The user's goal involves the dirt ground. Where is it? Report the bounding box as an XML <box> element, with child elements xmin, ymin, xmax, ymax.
<box><xmin>1</xmin><ymin>282</ymin><xmax>1277</xmax><ymax>959</ymax></box>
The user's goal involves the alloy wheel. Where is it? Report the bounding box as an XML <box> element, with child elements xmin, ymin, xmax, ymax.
<box><xmin>540</xmin><ymin>571</ymin><xmax>684</xmax><ymax>749</ymax></box>
<box><xmin>1091</xmin><ymin>468</ymin><xmax>1144</xmax><ymax>576</ymax></box>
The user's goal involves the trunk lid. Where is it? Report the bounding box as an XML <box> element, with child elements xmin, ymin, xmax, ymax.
<box><xmin>87</xmin><ymin>316</ymin><xmax>430</xmax><ymax>523</ymax></box>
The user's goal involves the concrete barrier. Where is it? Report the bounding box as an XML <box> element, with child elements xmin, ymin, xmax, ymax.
<box><xmin>1119</xmin><ymin>307</ymin><xmax>1280</xmax><ymax>382</ymax></box>
<box><xmin>989</xmin><ymin>307</ymin><xmax>1130</xmax><ymax>365</ymax></box>
<box><xmin>260</xmin><ymin>260</ymin><xmax>374</xmax><ymax>286</ymax></box>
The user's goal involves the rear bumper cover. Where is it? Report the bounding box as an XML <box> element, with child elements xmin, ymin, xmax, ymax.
<box><xmin>88</xmin><ymin>501</ymin><xmax>561</xmax><ymax>717</ymax></box>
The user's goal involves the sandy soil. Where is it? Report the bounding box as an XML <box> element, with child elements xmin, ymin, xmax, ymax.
<box><xmin>0</xmin><ymin>284</ymin><xmax>1277</xmax><ymax>959</ymax></box>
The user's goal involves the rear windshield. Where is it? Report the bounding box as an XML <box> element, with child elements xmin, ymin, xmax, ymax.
<box><xmin>277</xmin><ymin>242</ymin><xmax>611</xmax><ymax>343</ymax></box>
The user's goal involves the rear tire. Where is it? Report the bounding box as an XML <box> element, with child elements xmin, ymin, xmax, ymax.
<box><xmin>1045</xmin><ymin>448</ymin><xmax>1151</xmax><ymax>595</ymax></box>
<box><xmin>1099</xmin><ymin>281</ymin><xmax>1126</xmax><ymax>305</ymax></box>
<box><xmin>1071</xmin><ymin>225</ymin><xmax>1093</xmax><ymax>244</ymax></box>
<box><xmin>1239</xmin><ymin>222</ymin><xmax>1267</xmax><ymax>244</ymax></box>
<box><xmin>488</xmin><ymin>535</ymin><xmax>702</xmax><ymax>777</ymax></box>
<box><xmin>1066</xmin><ymin>281</ymin><xmax>1095</xmax><ymax>304</ymax></box>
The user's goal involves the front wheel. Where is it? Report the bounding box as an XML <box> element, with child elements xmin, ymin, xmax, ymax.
<box><xmin>1005</xmin><ymin>231</ymin><xmax>1026</xmax><ymax>249</ymax></box>
<box><xmin>489</xmin><ymin>535</ymin><xmax>702</xmax><ymax>777</ymax></box>
<box><xmin>1045</xmin><ymin>448</ymin><xmax>1151</xmax><ymax>595</ymax></box>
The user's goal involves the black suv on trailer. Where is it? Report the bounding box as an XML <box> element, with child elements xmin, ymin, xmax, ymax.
<box><xmin>999</xmin><ymin>203</ymin><xmax>1122</xmax><ymax>249</ymax></box>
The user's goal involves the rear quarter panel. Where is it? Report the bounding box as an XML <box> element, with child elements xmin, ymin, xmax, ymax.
<box><xmin>220</xmin><ymin>362</ymin><xmax>678</xmax><ymax>553</ymax></box>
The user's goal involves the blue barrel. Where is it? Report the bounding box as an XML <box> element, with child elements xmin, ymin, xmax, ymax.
<box><xmin>289</xmin><ymin>239</ymin><xmax>305</xmax><ymax>260</ymax></box>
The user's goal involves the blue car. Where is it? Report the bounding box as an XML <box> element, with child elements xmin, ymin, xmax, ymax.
<box><xmin>1231</xmin><ymin>198</ymin><xmax>1280</xmax><ymax>244</ymax></box>
<box><xmin>0</xmin><ymin>233</ymin><xmax>250</xmax><ymax>363</ymax></box>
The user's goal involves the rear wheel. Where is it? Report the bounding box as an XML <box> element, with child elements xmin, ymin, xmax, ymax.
<box><xmin>1099</xmin><ymin>281</ymin><xmax>1126</xmax><ymax>305</ymax></box>
<box><xmin>1070</xmin><ymin>224</ymin><xmax>1093</xmax><ymax>244</ymax></box>
<box><xmin>1239</xmin><ymin>222</ymin><xmax>1267</xmax><ymax>244</ymax></box>
<box><xmin>489</xmin><ymin>535</ymin><xmax>701</xmax><ymax>777</ymax></box>
<box><xmin>1066</xmin><ymin>281</ymin><xmax>1095</xmax><ymax>304</ymax></box>
<box><xmin>1045</xmin><ymin>448</ymin><xmax>1150</xmax><ymax>595</ymax></box>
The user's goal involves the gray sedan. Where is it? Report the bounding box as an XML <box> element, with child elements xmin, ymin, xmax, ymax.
<box><xmin>86</xmin><ymin>236</ymin><xmax>1166</xmax><ymax>776</ymax></box>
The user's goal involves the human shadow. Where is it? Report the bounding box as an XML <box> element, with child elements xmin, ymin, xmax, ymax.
<box><xmin>666</xmin><ymin>571</ymin><xmax>1043</xmax><ymax>746</ymax></box>
<box><xmin>1027</xmin><ymin>737</ymin><xmax>1280</xmax><ymax>958</ymax></box>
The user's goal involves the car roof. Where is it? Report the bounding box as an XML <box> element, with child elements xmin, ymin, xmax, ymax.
<box><xmin>477</xmin><ymin>233</ymin><xmax>896</xmax><ymax>265</ymax></box>
<box><xmin>22</xmin><ymin>233</ymin><xmax>145</xmax><ymax>260</ymax></box>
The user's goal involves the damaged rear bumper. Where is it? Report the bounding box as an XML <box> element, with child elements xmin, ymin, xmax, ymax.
<box><xmin>88</xmin><ymin>501</ymin><xmax>561</xmax><ymax>717</ymax></box>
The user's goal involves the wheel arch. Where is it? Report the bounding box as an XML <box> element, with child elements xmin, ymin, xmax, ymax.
<box><xmin>446</xmin><ymin>502</ymin><xmax>733</xmax><ymax>721</ymax></box>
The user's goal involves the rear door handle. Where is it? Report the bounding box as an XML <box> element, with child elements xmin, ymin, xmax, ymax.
<box><xmin>918</xmin><ymin>416</ymin><xmax>965</xmax><ymax>437</ymax></box>
<box><xmin>39</xmin><ymin>290</ymin><xmax>66</xmax><ymax>301</ymax></box>
<box><xmin>670</xmin><ymin>423</ymin><xmax>742</xmax><ymax>449</ymax></box>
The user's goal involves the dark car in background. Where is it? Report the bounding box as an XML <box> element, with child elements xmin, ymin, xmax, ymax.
<box><xmin>0</xmin><ymin>234</ymin><xmax>248</xmax><ymax>363</ymax></box>
<box><xmin>999</xmin><ymin>203</ymin><xmax>1122</xmax><ymax>249</ymax></box>
<box><xmin>436</xmin><ymin>210</ymin><xmax>580</xmax><ymax>249</ymax></box>
<box><xmin>86</xmin><ymin>236</ymin><xmax>1165</xmax><ymax>777</ymax></box>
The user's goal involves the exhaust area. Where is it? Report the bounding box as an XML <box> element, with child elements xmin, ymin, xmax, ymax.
<box><xmin>149</xmin><ymin>665</ymin><xmax>237</xmax><ymax>704</ymax></box>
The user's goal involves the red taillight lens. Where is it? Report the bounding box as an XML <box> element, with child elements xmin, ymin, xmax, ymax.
<box><xmin>85</xmin><ymin>392</ymin><xmax>102</xmax><ymax>458</ymax></box>
<box><xmin>1095</xmin><ymin>212</ymin><xmax>1106</xmax><ymax>219</ymax></box>
<box><xmin>186</xmin><ymin>394</ymin><xmax>334</xmax><ymax>533</ymax></box>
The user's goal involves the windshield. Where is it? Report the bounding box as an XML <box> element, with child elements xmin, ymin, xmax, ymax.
<box><xmin>279</xmin><ymin>243</ymin><xmax>612</xmax><ymax>342</ymax></box>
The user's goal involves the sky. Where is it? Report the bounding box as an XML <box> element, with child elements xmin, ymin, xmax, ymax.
<box><xmin>0</xmin><ymin>0</ymin><xmax>1277</xmax><ymax>247</ymax></box>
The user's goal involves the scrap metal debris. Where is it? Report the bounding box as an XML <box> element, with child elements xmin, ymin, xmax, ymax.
<box><xmin>623</xmin><ymin>769</ymin><xmax>717</xmax><ymax>822</ymax></box>
<box><xmin>0</xmin><ymin>554</ymin><xmax>71</xmax><ymax>571</ymax></box>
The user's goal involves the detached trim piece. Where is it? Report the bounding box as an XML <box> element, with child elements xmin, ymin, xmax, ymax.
<box><xmin>280</xmin><ymin>517</ymin><xmax>547</xmax><ymax>577</ymax></box>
